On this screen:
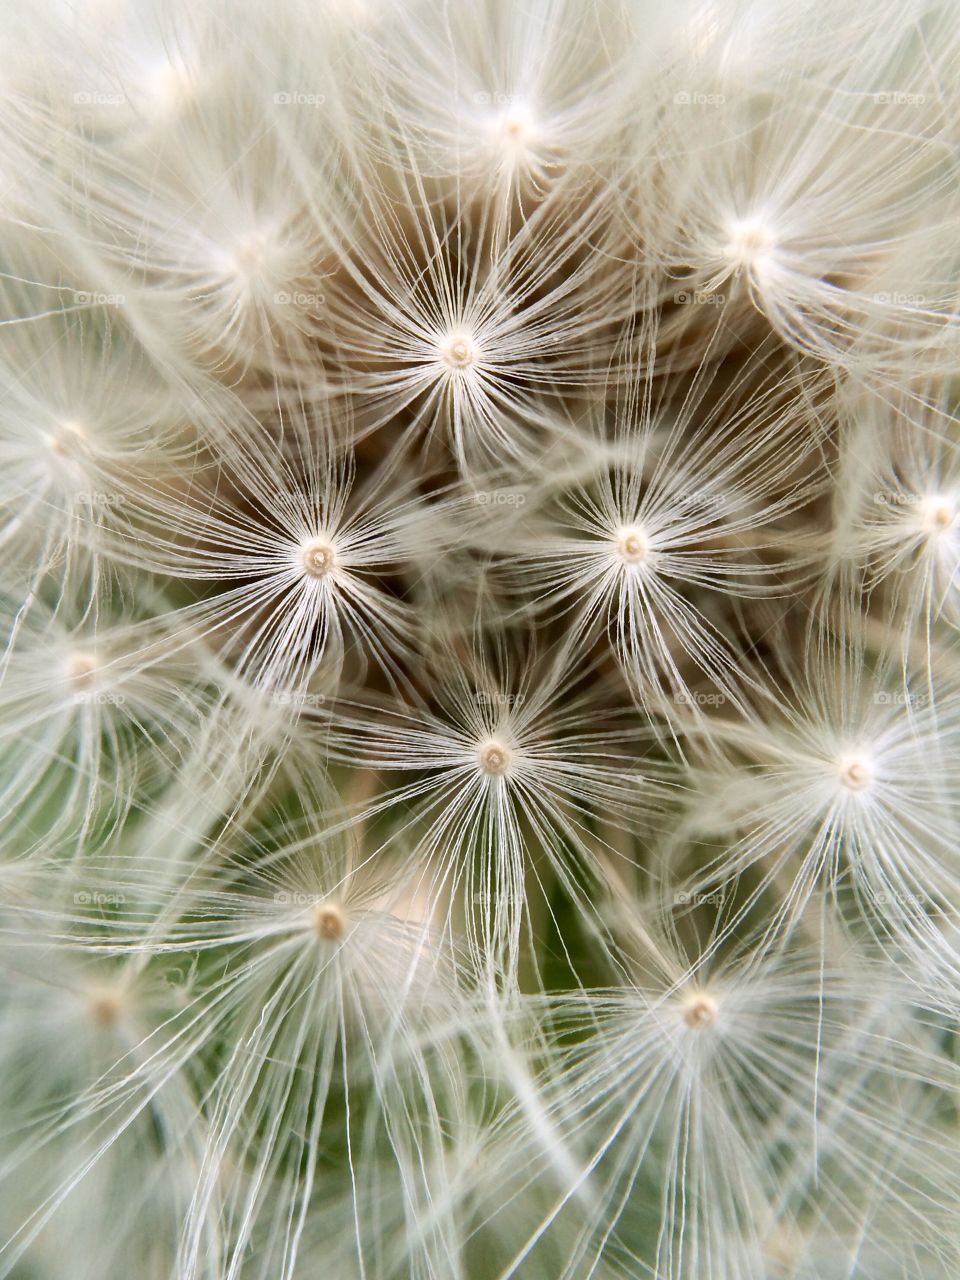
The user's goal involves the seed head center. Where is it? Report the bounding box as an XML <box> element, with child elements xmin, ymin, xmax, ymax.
<box><xmin>616</xmin><ymin>526</ymin><xmax>649</xmax><ymax>565</ymax></box>
<box><xmin>919</xmin><ymin>496</ymin><xmax>956</xmax><ymax>535</ymax></box>
<box><xmin>837</xmin><ymin>752</ymin><xmax>873</xmax><ymax>792</ymax></box>
<box><xmin>147</xmin><ymin>59</ymin><xmax>193</xmax><ymax>112</ymax></box>
<box><xmin>87</xmin><ymin>987</ymin><xmax>124</xmax><ymax>1028</ymax></box>
<box><xmin>439</xmin><ymin>331</ymin><xmax>478</xmax><ymax>371</ymax></box>
<box><xmin>496</xmin><ymin>102</ymin><xmax>535</xmax><ymax>147</ymax></box>
<box><xmin>681</xmin><ymin>992</ymin><xmax>718</xmax><ymax>1030</ymax></box>
<box><xmin>232</xmin><ymin>233</ymin><xmax>269</xmax><ymax>278</ymax></box>
<box><xmin>479</xmin><ymin>738</ymin><xmax>512</xmax><ymax>776</ymax></box>
<box><xmin>300</xmin><ymin>539</ymin><xmax>337</xmax><ymax>579</ymax></box>
<box><xmin>312</xmin><ymin>902</ymin><xmax>346</xmax><ymax>942</ymax></box>
<box><xmin>45</xmin><ymin>419</ymin><xmax>88</xmax><ymax>461</ymax></box>
<box><xmin>66</xmin><ymin>651</ymin><xmax>98</xmax><ymax>689</ymax></box>
<box><xmin>724</xmin><ymin>217</ymin><xmax>775</xmax><ymax>269</ymax></box>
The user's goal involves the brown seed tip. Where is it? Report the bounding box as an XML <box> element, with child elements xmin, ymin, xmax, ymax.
<box><xmin>498</xmin><ymin>104</ymin><xmax>534</xmax><ymax>145</ymax></box>
<box><xmin>313</xmin><ymin>902</ymin><xmax>346</xmax><ymax>942</ymax></box>
<box><xmin>301</xmin><ymin>539</ymin><xmax>336</xmax><ymax>579</ymax></box>
<box><xmin>66</xmin><ymin>651</ymin><xmax>98</xmax><ymax>689</ymax></box>
<box><xmin>724</xmin><ymin>217</ymin><xmax>775</xmax><ymax>268</ymax></box>
<box><xmin>87</xmin><ymin>987</ymin><xmax>124</xmax><ymax>1028</ymax></box>
<box><xmin>46</xmin><ymin>419</ymin><xmax>88</xmax><ymax>459</ymax></box>
<box><xmin>920</xmin><ymin>496</ymin><xmax>956</xmax><ymax>534</ymax></box>
<box><xmin>837</xmin><ymin>752</ymin><xmax>872</xmax><ymax>792</ymax></box>
<box><xmin>231</xmin><ymin>233</ymin><xmax>268</xmax><ymax>277</ymax></box>
<box><xmin>439</xmin><ymin>331</ymin><xmax>478</xmax><ymax>371</ymax></box>
<box><xmin>616</xmin><ymin>526</ymin><xmax>649</xmax><ymax>565</ymax></box>
<box><xmin>681</xmin><ymin>992</ymin><xmax>718</xmax><ymax>1030</ymax></box>
<box><xmin>478</xmin><ymin>738</ymin><xmax>512</xmax><ymax>776</ymax></box>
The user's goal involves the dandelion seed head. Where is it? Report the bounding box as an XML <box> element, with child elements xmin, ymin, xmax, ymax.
<box><xmin>5</xmin><ymin>8</ymin><xmax>956</xmax><ymax>1273</ymax></box>
<box><xmin>213</xmin><ymin>226</ymin><xmax>289</xmax><ymax>303</ymax></box>
<box><xmin>311</xmin><ymin>901</ymin><xmax>346</xmax><ymax>942</ymax></box>
<box><xmin>299</xmin><ymin>538</ymin><xmax>337</xmax><ymax>579</ymax></box>
<box><xmin>438</xmin><ymin>329</ymin><xmax>480</xmax><ymax>373</ymax></box>
<box><xmin>497</xmin><ymin>101</ymin><xmax>536</xmax><ymax>148</ymax></box>
<box><xmin>141</xmin><ymin>57</ymin><xmax>194</xmax><ymax>114</ymax></box>
<box><xmin>478</xmin><ymin>738</ymin><xmax>512</xmax><ymax>777</ymax></box>
<box><xmin>723</xmin><ymin>216</ymin><xmax>776</xmax><ymax>273</ymax></box>
<box><xmin>49</xmin><ymin>418</ymin><xmax>87</xmax><ymax>453</ymax></box>
<box><xmin>917</xmin><ymin>494</ymin><xmax>957</xmax><ymax>537</ymax></box>
<box><xmin>615</xmin><ymin>525</ymin><xmax>650</xmax><ymax>566</ymax></box>
<box><xmin>86</xmin><ymin>984</ymin><xmax>125</xmax><ymax>1028</ymax></box>
<box><xmin>836</xmin><ymin>750</ymin><xmax>873</xmax><ymax>793</ymax></box>
<box><xmin>64</xmin><ymin>650</ymin><xmax>98</xmax><ymax>690</ymax></box>
<box><xmin>681</xmin><ymin>990</ymin><xmax>718</xmax><ymax>1030</ymax></box>
<box><xmin>42</xmin><ymin>419</ymin><xmax>89</xmax><ymax>472</ymax></box>
<box><xmin>229</xmin><ymin>231</ymin><xmax>273</xmax><ymax>282</ymax></box>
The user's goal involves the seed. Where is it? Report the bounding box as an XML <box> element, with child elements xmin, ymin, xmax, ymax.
<box><xmin>439</xmin><ymin>331</ymin><xmax>478</xmax><ymax>371</ymax></box>
<box><xmin>45</xmin><ymin>419</ymin><xmax>88</xmax><ymax>459</ymax></box>
<box><xmin>87</xmin><ymin>987</ymin><xmax>123</xmax><ymax>1027</ymax></box>
<box><xmin>723</xmin><ymin>217</ymin><xmax>775</xmax><ymax>269</ymax></box>
<box><xmin>919</xmin><ymin>496</ymin><xmax>956</xmax><ymax>535</ymax></box>
<box><xmin>312</xmin><ymin>902</ymin><xmax>346</xmax><ymax>941</ymax></box>
<box><xmin>478</xmin><ymin>739</ymin><xmax>512</xmax><ymax>776</ymax></box>
<box><xmin>616</xmin><ymin>526</ymin><xmax>649</xmax><ymax>565</ymax></box>
<box><xmin>837</xmin><ymin>752</ymin><xmax>873</xmax><ymax>792</ymax></box>
<box><xmin>301</xmin><ymin>539</ymin><xmax>336</xmax><ymax>579</ymax></box>
<box><xmin>681</xmin><ymin>992</ymin><xmax>718</xmax><ymax>1030</ymax></box>
<box><xmin>65</xmin><ymin>651</ymin><xmax>98</xmax><ymax>689</ymax></box>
